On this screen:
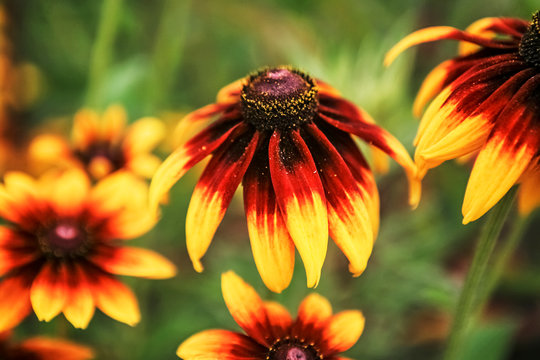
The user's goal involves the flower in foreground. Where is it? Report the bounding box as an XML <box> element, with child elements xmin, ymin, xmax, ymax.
<box><xmin>29</xmin><ymin>105</ymin><xmax>165</xmax><ymax>180</ymax></box>
<box><xmin>385</xmin><ymin>11</ymin><xmax>540</xmax><ymax>223</ymax></box>
<box><xmin>0</xmin><ymin>169</ymin><xmax>176</xmax><ymax>331</ymax></box>
<box><xmin>150</xmin><ymin>66</ymin><xmax>419</xmax><ymax>292</ymax></box>
<box><xmin>177</xmin><ymin>271</ymin><xmax>364</xmax><ymax>360</ymax></box>
<box><xmin>0</xmin><ymin>331</ymin><xmax>93</xmax><ymax>360</ymax></box>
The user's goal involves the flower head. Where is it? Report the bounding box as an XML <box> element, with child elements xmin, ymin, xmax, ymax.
<box><xmin>29</xmin><ymin>105</ymin><xmax>165</xmax><ymax>180</ymax></box>
<box><xmin>0</xmin><ymin>169</ymin><xmax>176</xmax><ymax>331</ymax></box>
<box><xmin>386</xmin><ymin>12</ymin><xmax>540</xmax><ymax>222</ymax></box>
<box><xmin>150</xmin><ymin>66</ymin><xmax>419</xmax><ymax>292</ymax></box>
<box><xmin>177</xmin><ymin>271</ymin><xmax>365</xmax><ymax>360</ymax></box>
<box><xmin>0</xmin><ymin>331</ymin><xmax>93</xmax><ymax>360</ymax></box>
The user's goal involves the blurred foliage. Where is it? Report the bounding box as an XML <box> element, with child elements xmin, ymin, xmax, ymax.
<box><xmin>4</xmin><ymin>0</ymin><xmax>540</xmax><ymax>359</ymax></box>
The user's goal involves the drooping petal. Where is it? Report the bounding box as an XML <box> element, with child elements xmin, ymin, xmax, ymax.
<box><xmin>243</xmin><ymin>143</ymin><xmax>295</xmax><ymax>293</ymax></box>
<box><xmin>221</xmin><ymin>271</ymin><xmax>273</xmax><ymax>347</ymax></box>
<box><xmin>384</xmin><ymin>26</ymin><xmax>517</xmax><ymax>66</ymax></box>
<box><xmin>122</xmin><ymin>117</ymin><xmax>165</xmax><ymax>155</ymax></box>
<box><xmin>185</xmin><ymin>125</ymin><xmax>259</xmax><ymax>272</ymax></box>
<box><xmin>30</xmin><ymin>262</ymin><xmax>69</xmax><ymax>322</ymax></box>
<box><xmin>293</xmin><ymin>293</ymin><xmax>332</xmax><ymax>341</ymax></box>
<box><xmin>303</xmin><ymin>124</ymin><xmax>373</xmax><ymax>276</ymax></box>
<box><xmin>20</xmin><ymin>337</ymin><xmax>94</xmax><ymax>360</ymax></box>
<box><xmin>177</xmin><ymin>329</ymin><xmax>265</xmax><ymax>360</ymax></box>
<box><xmin>415</xmin><ymin>66</ymin><xmax>535</xmax><ymax>178</ymax></box>
<box><xmin>518</xmin><ymin>165</ymin><xmax>540</xmax><ymax>215</ymax></box>
<box><xmin>149</xmin><ymin>116</ymin><xmax>241</xmax><ymax>213</ymax></box>
<box><xmin>63</xmin><ymin>264</ymin><xmax>95</xmax><ymax>329</ymax></box>
<box><xmin>268</xmin><ymin>130</ymin><xmax>328</xmax><ymax>288</ymax></box>
<box><xmin>463</xmin><ymin>75</ymin><xmax>540</xmax><ymax>223</ymax></box>
<box><xmin>90</xmin><ymin>246</ymin><xmax>176</xmax><ymax>279</ymax></box>
<box><xmin>89</xmin><ymin>272</ymin><xmax>140</xmax><ymax>326</ymax></box>
<box><xmin>321</xmin><ymin>310</ymin><xmax>365</xmax><ymax>355</ymax></box>
<box><xmin>0</xmin><ymin>275</ymin><xmax>32</xmax><ymax>331</ymax></box>
<box><xmin>319</xmin><ymin>111</ymin><xmax>420</xmax><ymax>208</ymax></box>
<box><xmin>458</xmin><ymin>17</ymin><xmax>528</xmax><ymax>55</ymax></box>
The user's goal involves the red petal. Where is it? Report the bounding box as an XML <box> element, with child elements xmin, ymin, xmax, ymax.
<box><xmin>0</xmin><ymin>275</ymin><xmax>32</xmax><ymax>331</ymax></box>
<box><xmin>63</xmin><ymin>263</ymin><xmax>95</xmax><ymax>329</ymax></box>
<box><xmin>269</xmin><ymin>130</ymin><xmax>328</xmax><ymax>288</ymax></box>
<box><xmin>149</xmin><ymin>115</ymin><xmax>241</xmax><ymax>212</ymax></box>
<box><xmin>384</xmin><ymin>25</ymin><xmax>517</xmax><ymax>66</ymax></box>
<box><xmin>185</xmin><ymin>125</ymin><xmax>259</xmax><ymax>272</ymax></box>
<box><xmin>303</xmin><ymin>124</ymin><xmax>374</xmax><ymax>276</ymax></box>
<box><xmin>292</xmin><ymin>293</ymin><xmax>332</xmax><ymax>343</ymax></box>
<box><xmin>177</xmin><ymin>329</ymin><xmax>265</xmax><ymax>360</ymax></box>
<box><xmin>243</xmin><ymin>143</ymin><xmax>295</xmax><ymax>293</ymax></box>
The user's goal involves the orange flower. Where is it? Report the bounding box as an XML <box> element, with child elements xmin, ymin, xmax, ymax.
<box><xmin>177</xmin><ymin>271</ymin><xmax>365</xmax><ymax>360</ymax></box>
<box><xmin>150</xmin><ymin>66</ymin><xmax>419</xmax><ymax>292</ymax></box>
<box><xmin>29</xmin><ymin>105</ymin><xmax>165</xmax><ymax>180</ymax></box>
<box><xmin>386</xmin><ymin>12</ymin><xmax>540</xmax><ymax>222</ymax></box>
<box><xmin>0</xmin><ymin>331</ymin><xmax>93</xmax><ymax>360</ymax></box>
<box><xmin>0</xmin><ymin>169</ymin><xmax>176</xmax><ymax>331</ymax></box>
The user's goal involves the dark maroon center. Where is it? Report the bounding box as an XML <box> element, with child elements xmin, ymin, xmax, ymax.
<box><xmin>75</xmin><ymin>141</ymin><xmax>126</xmax><ymax>173</ymax></box>
<box><xmin>38</xmin><ymin>221</ymin><xmax>92</xmax><ymax>258</ymax></box>
<box><xmin>519</xmin><ymin>11</ymin><xmax>540</xmax><ymax>67</ymax></box>
<box><xmin>267</xmin><ymin>338</ymin><xmax>321</xmax><ymax>360</ymax></box>
<box><xmin>241</xmin><ymin>67</ymin><xmax>318</xmax><ymax>131</ymax></box>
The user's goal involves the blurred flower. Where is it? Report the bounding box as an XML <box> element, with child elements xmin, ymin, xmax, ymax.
<box><xmin>0</xmin><ymin>331</ymin><xmax>93</xmax><ymax>360</ymax></box>
<box><xmin>150</xmin><ymin>66</ymin><xmax>419</xmax><ymax>292</ymax></box>
<box><xmin>0</xmin><ymin>169</ymin><xmax>176</xmax><ymax>331</ymax></box>
<box><xmin>385</xmin><ymin>12</ymin><xmax>540</xmax><ymax>223</ymax></box>
<box><xmin>177</xmin><ymin>271</ymin><xmax>364</xmax><ymax>360</ymax></box>
<box><xmin>29</xmin><ymin>105</ymin><xmax>165</xmax><ymax>180</ymax></box>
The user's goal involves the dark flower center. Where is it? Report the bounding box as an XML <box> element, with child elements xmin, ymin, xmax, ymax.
<box><xmin>241</xmin><ymin>67</ymin><xmax>319</xmax><ymax>131</ymax></box>
<box><xmin>75</xmin><ymin>141</ymin><xmax>125</xmax><ymax>176</ymax></box>
<box><xmin>38</xmin><ymin>221</ymin><xmax>92</xmax><ymax>258</ymax></box>
<box><xmin>267</xmin><ymin>338</ymin><xmax>322</xmax><ymax>360</ymax></box>
<box><xmin>519</xmin><ymin>11</ymin><xmax>540</xmax><ymax>67</ymax></box>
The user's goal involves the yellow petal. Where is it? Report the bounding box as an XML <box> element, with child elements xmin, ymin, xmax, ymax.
<box><xmin>30</xmin><ymin>263</ymin><xmax>69</xmax><ymax>322</ymax></box>
<box><xmin>49</xmin><ymin>169</ymin><xmax>90</xmax><ymax>216</ymax></box>
<box><xmin>123</xmin><ymin>117</ymin><xmax>165</xmax><ymax>154</ymax></box>
<box><xmin>94</xmin><ymin>247</ymin><xmax>177</xmax><ymax>279</ymax></box>
<box><xmin>323</xmin><ymin>310</ymin><xmax>365</xmax><ymax>354</ymax></box>
<box><xmin>100</xmin><ymin>105</ymin><xmax>127</xmax><ymax>142</ymax></box>
<box><xmin>463</xmin><ymin>139</ymin><xmax>533</xmax><ymax>224</ymax></box>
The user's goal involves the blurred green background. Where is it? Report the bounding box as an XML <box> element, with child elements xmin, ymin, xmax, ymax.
<box><xmin>6</xmin><ymin>0</ymin><xmax>540</xmax><ymax>359</ymax></box>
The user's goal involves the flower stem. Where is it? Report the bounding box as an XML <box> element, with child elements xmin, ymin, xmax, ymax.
<box><xmin>443</xmin><ymin>187</ymin><xmax>517</xmax><ymax>360</ymax></box>
<box><xmin>474</xmin><ymin>214</ymin><xmax>530</xmax><ymax>313</ymax></box>
<box><xmin>85</xmin><ymin>0</ymin><xmax>124</xmax><ymax>108</ymax></box>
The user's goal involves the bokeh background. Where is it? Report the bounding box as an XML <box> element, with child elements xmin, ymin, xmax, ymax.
<box><xmin>4</xmin><ymin>0</ymin><xmax>539</xmax><ymax>359</ymax></box>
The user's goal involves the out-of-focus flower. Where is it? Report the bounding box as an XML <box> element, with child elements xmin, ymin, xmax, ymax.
<box><xmin>0</xmin><ymin>331</ymin><xmax>93</xmax><ymax>360</ymax></box>
<box><xmin>29</xmin><ymin>105</ymin><xmax>165</xmax><ymax>180</ymax></box>
<box><xmin>177</xmin><ymin>271</ymin><xmax>365</xmax><ymax>360</ymax></box>
<box><xmin>385</xmin><ymin>12</ymin><xmax>540</xmax><ymax>222</ymax></box>
<box><xmin>0</xmin><ymin>169</ymin><xmax>176</xmax><ymax>331</ymax></box>
<box><xmin>150</xmin><ymin>66</ymin><xmax>419</xmax><ymax>292</ymax></box>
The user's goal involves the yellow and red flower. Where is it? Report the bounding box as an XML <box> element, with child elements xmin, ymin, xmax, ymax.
<box><xmin>0</xmin><ymin>331</ymin><xmax>93</xmax><ymax>360</ymax></box>
<box><xmin>177</xmin><ymin>271</ymin><xmax>364</xmax><ymax>360</ymax></box>
<box><xmin>29</xmin><ymin>105</ymin><xmax>165</xmax><ymax>180</ymax></box>
<box><xmin>0</xmin><ymin>169</ymin><xmax>176</xmax><ymax>331</ymax></box>
<box><xmin>150</xmin><ymin>66</ymin><xmax>419</xmax><ymax>292</ymax></box>
<box><xmin>385</xmin><ymin>12</ymin><xmax>540</xmax><ymax>222</ymax></box>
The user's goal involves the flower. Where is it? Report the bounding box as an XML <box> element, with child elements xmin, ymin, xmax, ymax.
<box><xmin>29</xmin><ymin>105</ymin><xmax>165</xmax><ymax>180</ymax></box>
<box><xmin>0</xmin><ymin>169</ymin><xmax>176</xmax><ymax>331</ymax></box>
<box><xmin>0</xmin><ymin>331</ymin><xmax>94</xmax><ymax>360</ymax></box>
<box><xmin>177</xmin><ymin>271</ymin><xmax>365</xmax><ymax>360</ymax></box>
<box><xmin>385</xmin><ymin>12</ymin><xmax>540</xmax><ymax>222</ymax></box>
<box><xmin>150</xmin><ymin>66</ymin><xmax>419</xmax><ymax>292</ymax></box>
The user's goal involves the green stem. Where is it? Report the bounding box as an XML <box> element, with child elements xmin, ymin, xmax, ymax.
<box><xmin>85</xmin><ymin>0</ymin><xmax>124</xmax><ymax>108</ymax></box>
<box><xmin>145</xmin><ymin>0</ymin><xmax>191</xmax><ymax>114</ymax></box>
<box><xmin>443</xmin><ymin>188</ymin><xmax>517</xmax><ymax>360</ymax></box>
<box><xmin>474</xmin><ymin>215</ymin><xmax>530</xmax><ymax>312</ymax></box>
